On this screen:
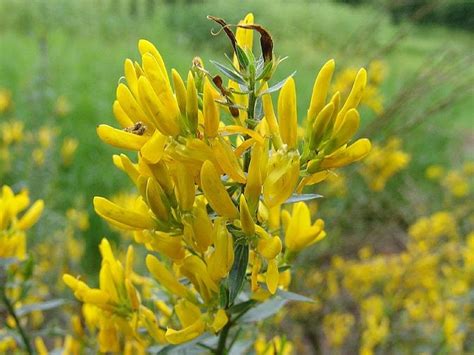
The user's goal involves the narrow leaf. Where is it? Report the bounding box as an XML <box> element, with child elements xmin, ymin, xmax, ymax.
<box><xmin>284</xmin><ymin>193</ymin><xmax>323</xmax><ymax>204</ymax></box>
<box><xmin>277</xmin><ymin>289</ymin><xmax>316</xmax><ymax>303</ymax></box>
<box><xmin>210</xmin><ymin>60</ymin><xmax>246</xmax><ymax>85</ymax></box>
<box><xmin>240</xmin><ymin>297</ymin><xmax>287</xmax><ymax>323</ymax></box>
<box><xmin>259</xmin><ymin>71</ymin><xmax>296</xmax><ymax>95</ymax></box>
<box><xmin>228</xmin><ymin>243</ymin><xmax>249</xmax><ymax>305</ymax></box>
<box><xmin>16</xmin><ymin>299</ymin><xmax>66</xmax><ymax>317</ymax></box>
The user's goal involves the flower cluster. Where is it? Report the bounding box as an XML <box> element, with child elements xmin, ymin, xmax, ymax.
<box><xmin>360</xmin><ymin>137</ymin><xmax>410</xmax><ymax>191</ymax></box>
<box><xmin>0</xmin><ymin>185</ymin><xmax>44</xmax><ymax>260</ymax></box>
<box><xmin>62</xmin><ymin>13</ymin><xmax>371</xmax><ymax>352</ymax></box>
<box><xmin>332</xmin><ymin>60</ymin><xmax>386</xmax><ymax>115</ymax></box>
<box><xmin>292</xmin><ymin>205</ymin><xmax>473</xmax><ymax>353</ymax></box>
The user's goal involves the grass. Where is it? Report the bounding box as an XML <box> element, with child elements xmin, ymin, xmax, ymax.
<box><xmin>0</xmin><ymin>0</ymin><xmax>472</xmax><ymax>271</ymax></box>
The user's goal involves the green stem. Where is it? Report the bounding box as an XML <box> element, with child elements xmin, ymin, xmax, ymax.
<box><xmin>0</xmin><ymin>285</ymin><xmax>33</xmax><ymax>355</ymax></box>
<box><xmin>243</xmin><ymin>82</ymin><xmax>257</xmax><ymax>174</ymax></box>
<box><xmin>215</xmin><ymin>320</ymin><xmax>232</xmax><ymax>355</ymax></box>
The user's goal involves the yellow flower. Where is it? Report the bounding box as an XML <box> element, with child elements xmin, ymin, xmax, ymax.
<box><xmin>0</xmin><ymin>185</ymin><xmax>44</xmax><ymax>259</ymax></box>
<box><xmin>165</xmin><ymin>300</ymin><xmax>205</xmax><ymax>344</ymax></box>
<box><xmin>360</xmin><ymin>137</ymin><xmax>410</xmax><ymax>191</ymax></box>
<box><xmin>0</xmin><ymin>88</ymin><xmax>12</xmax><ymax>113</ymax></box>
<box><xmin>282</xmin><ymin>202</ymin><xmax>325</xmax><ymax>253</ymax></box>
<box><xmin>54</xmin><ymin>95</ymin><xmax>71</xmax><ymax>117</ymax></box>
<box><xmin>61</xmin><ymin>137</ymin><xmax>79</xmax><ymax>167</ymax></box>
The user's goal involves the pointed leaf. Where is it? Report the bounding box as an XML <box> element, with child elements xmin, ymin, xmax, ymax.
<box><xmin>210</xmin><ymin>60</ymin><xmax>246</xmax><ymax>86</ymax></box>
<box><xmin>277</xmin><ymin>289</ymin><xmax>316</xmax><ymax>303</ymax></box>
<box><xmin>240</xmin><ymin>297</ymin><xmax>287</xmax><ymax>323</ymax></box>
<box><xmin>259</xmin><ymin>71</ymin><xmax>296</xmax><ymax>95</ymax></box>
<box><xmin>284</xmin><ymin>193</ymin><xmax>323</xmax><ymax>204</ymax></box>
<box><xmin>16</xmin><ymin>299</ymin><xmax>66</xmax><ymax>317</ymax></box>
<box><xmin>228</xmin><ymin>243</ymin><xmax>249</xmax><ymax>305</ymax></box>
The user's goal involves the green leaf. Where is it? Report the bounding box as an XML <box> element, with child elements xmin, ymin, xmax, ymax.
<box><xmin>228</xmin><ymin>243</ymin><xmax>249</xmax><ymax>305</ymax></box>
<box><xmin>240</xmin><ymin>297</ymin><xmax>287</xmax><ymax>323</ymax></box>
<box><xmin>277</xmin><ymin>289</ymin><xmax>316</xmax><ymax>303</ymax></box>
<box><xmin>219</xmin><ymin>283</ymin><xmax>229</xmax><ymax>309</ymax></box>
<box><xmin>259</xmin><ymin>71</ymin><xmax>296</xmax><ymax>95</ymax></box>
<box><xmin>254</xmin><ymin>97</ymin><xmax>263</xmax><ymax>120</ymax></box>
<box><xmin>210</xmin><ymin>60</ymin><xmax>246</xmax><ymax>86</ymax></box>
<box><xmin>235</xmin><ymin>45</ymin><xmax>249</xmax><ymax>70</ymax></box>
<box><xmin>284</xmin><ymin>193</ymin><xmax>323</xmax><ymax>204</ymax></box>
<box><xmin>16</xmin><ymin>299</ymin><xmax>66</xmax><ymax>317</ymax></box>
<box><xmin>256</xmin><ymin>60</ymin><xmax>273</xmax><ymax>81</ymax></box>
<box><xmin>228</xmin><ymin>299</ymin><xmax>256</xmax><ymax>314</ymax></box>
<box><xmin>149</xmin><ymin>333</ymin><xmax>217</xmax><ymax>354</ymax></box>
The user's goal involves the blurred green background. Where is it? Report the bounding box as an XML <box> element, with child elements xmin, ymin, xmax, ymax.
<box><xmin>0</xmin><ymin>0</ymin><xmax>472</xmax><ymax>269</ymax></box>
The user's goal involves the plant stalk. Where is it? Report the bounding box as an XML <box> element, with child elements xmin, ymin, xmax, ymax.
<box><xmin>0</xmin><ymin>285</ymin><xmax>33</xmax><ymax>355</ymax></box>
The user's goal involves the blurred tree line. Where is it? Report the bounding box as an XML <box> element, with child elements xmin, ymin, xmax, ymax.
<box><xmin>337</xmin><ymin>0</ymin><xmax>474</xmax><ymax>31</ymax></box>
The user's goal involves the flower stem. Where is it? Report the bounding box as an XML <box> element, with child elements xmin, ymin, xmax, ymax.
<box><xmin>215</xmin><ymin>320</ymin><xmax>232</xmax><ymax>355</ymax></box>
<box><xmin>0</xmin><ymin>285</ymin><xmax>33</xmax><ymax>355</ymax></box>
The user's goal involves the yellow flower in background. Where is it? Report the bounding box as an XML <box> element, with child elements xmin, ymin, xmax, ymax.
<box><xmin>255</xmin><ymin>335</ymin><xmax>294</xmax><ymax>355</ymax></box>
<box><xmin>0</xmin><ymin>185</ymin><xmax>44</xmax><ymax>260</ymax></box>
<box><xmin>426</xmin><ymin>164</ymin><xmax>445</xmax><ymax>180</ymax></box>
<box><xmin>0</xmin><ymin>88</ymin><xmax>12</xmax><ymax>113</ymax></box>
<box><xmin>332</xmin><ymin>60</ymin><xmax>386</xmax><ymax>115</ymax></box>
<box><xmin>61</xmin><ymin>137</ymin><xmax>79</xmax><ymax>167</ymax></box>
<box><xmin>54</xmin><ymin>95</ymin><xmax>71</xmax><ymax>117</ymax></box>
<box><xmin>323</xmin><ymin>312</ymin><xmax>355</xmax><ymax>347</ymax></box>
<box><xmin>66</xmin><ymin>208</ymin><xmax>90</xmax><ymax>231</ymax></box>
<box><xmin>442</xmin><ymin>170</ymin><xmax>470</xmax><ymax>198</ymax></box>
<box><xmin>360</xmin><ymin>137</ymin><xmax>410</xmax><ymax>191</ymax></box>
<box><xmin>1</xmin><ymin>120</ymin><xmax>24</xmax><ymax>146</ymax></box>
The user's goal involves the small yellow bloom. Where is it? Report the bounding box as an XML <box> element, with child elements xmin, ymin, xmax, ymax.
<box><xmin>282</xmin><ymin>202</ymin><xmax>325</xmax><ymax>252</ymax></box>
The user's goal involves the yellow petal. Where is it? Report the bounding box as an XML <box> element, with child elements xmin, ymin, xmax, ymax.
<box><xmin>203</xmin><ymin>78</ymin><xmax>220</xmax><ymax>138</ymax></box>
<box><xmin>83</xmin><ymin>289</ymin><xmax>110</xmax><ymax>305</ymax></box>
<box><xmin>208</xmin><ymin>218</ymin><xmax>235</xmax><ymax>281</ymax></box>
<box><xmin>146</xmin><ymin>178</ymin><xmax>169</xmax><ymax>221</ymax></box>
<box><xmin>239</xmin><ymin>195</ymin><xmax>255</xmax><ymax>236</ymax></box>
<box><xmin>210</xmin><ymin>309</ymin><xmax>229</xmax><ymax>333</ymax></box>
<box><xmin>137</xmin><ymin>75</ymin><xmax>180</xmax><ymax>136</ymax></box>
<box><xmin>235</xmin><ymin>13</ymin><xmax>254</xmax><ymax>50</ymax></box>
<box><xmin>93</xmin><ymin>196</ymin><xmax>155</xmax><ymax>230</ymax></box>
<box><xmin>165</xmin><ymin>318</ymin><xmax>205</xmax><ymax>345</ymax></box>
<box><xmin>113</xmin><ymin>100</ymin><xmax>134</xmax><ymax>128</ymax></box>
<box><xmin>331</xmin><ymin>108</ymin><xmax>360</xmax><ymax>148</ymax></box>
<box><xmin>186</xmin><ymin>71</ymin><xmax>198</xmax><ymax>132</ymax></box>
<box><xmin>116</xmin><ymin>83</ymin><xmax>154</xmax><ymax>128</ymax></box>
<box><xmin>320</xmin><ymin>138</ymin><xmax>371</xmax><ymax>169</ymax></box>
<box><xmin>16</xmin><ymin>199</ymin><xmax>44</xmax><ymax>230</ymax></box>
<box><xmin>210</xmin><ymin>137</ymin><xmax>246</xmax><ymax>183</ymax></box>
<box><xmin>146</xmin><ymin>231</ymin><xmax>185</xmax><ymax>260</ymax></box>
<box><xmin>146</xmin><ymin>254</ymin><xmax>190</xmax><ymax>298</ymax></box>
<box><xmin>296</xmin><ymin>170</ymin><xmax>330</xmax><ymax>193</ymax></box>
<box><xmin>218</xmin><ymin>125</ymin><xmax>264</xmax><ymax>145</ymax></box>
<box><xmin>140</xmin><ymin>129</ymin><xmax>167</xmax><ymax>164</ymax></box>
<box><xmin>307</xmin><ymin>59</ymin><xmax>335</xmax><ymax>124</ymax></box>
<box><xmin>257</xmin><ymin>236</ymin><xmax>282</xmax><ymax>260</ymax></box>
<box><xmin>262</xmin><ymin>86</ymin><xmax>283</xmax><ymax>149</ymax></box>
<box><xmin>278</xmin><ymin>77</ymin><xmax>298</xmax><ymax>149</ymax></box>
<box><xmin>310</xmin><ymin>102</ymin><xmax>334</xmax><ymax>150</ymax></box>
<box><xmin>170</xmin><ymin>161</ymin><xmax>195</xmax><ymax>211</ymax></box>
<box><xmin>334</xmin><ymin>68</ymin><xmax>367</xmax><ymax>131</ymax></box>
<box><xmin>138</xmin><ymin>39</ymin><xmax>169</xmax><ymax>83</ymax></box>
<box><xmin>96</xmin><ymin>124</ymin><xmax>148</xmax><ymax>151</ymax></box>
<box><xmin>266</xmin><ymin>259</ymin><xmax>279</xmax><ymax>294</ymax></box>
<box><xmin>172</xmin><ymin>69</ymin><xmax>187</xmax><ymax>115</ymax></box>
<box><xmin>200</xmin><ymin>160</ymin><xmax>238</xmax><ymax>219</ymax></box>
<box><xmin>124</xmin><ymin>59</ymin><xmax>139</xmax><ymax>98</ymax></box>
